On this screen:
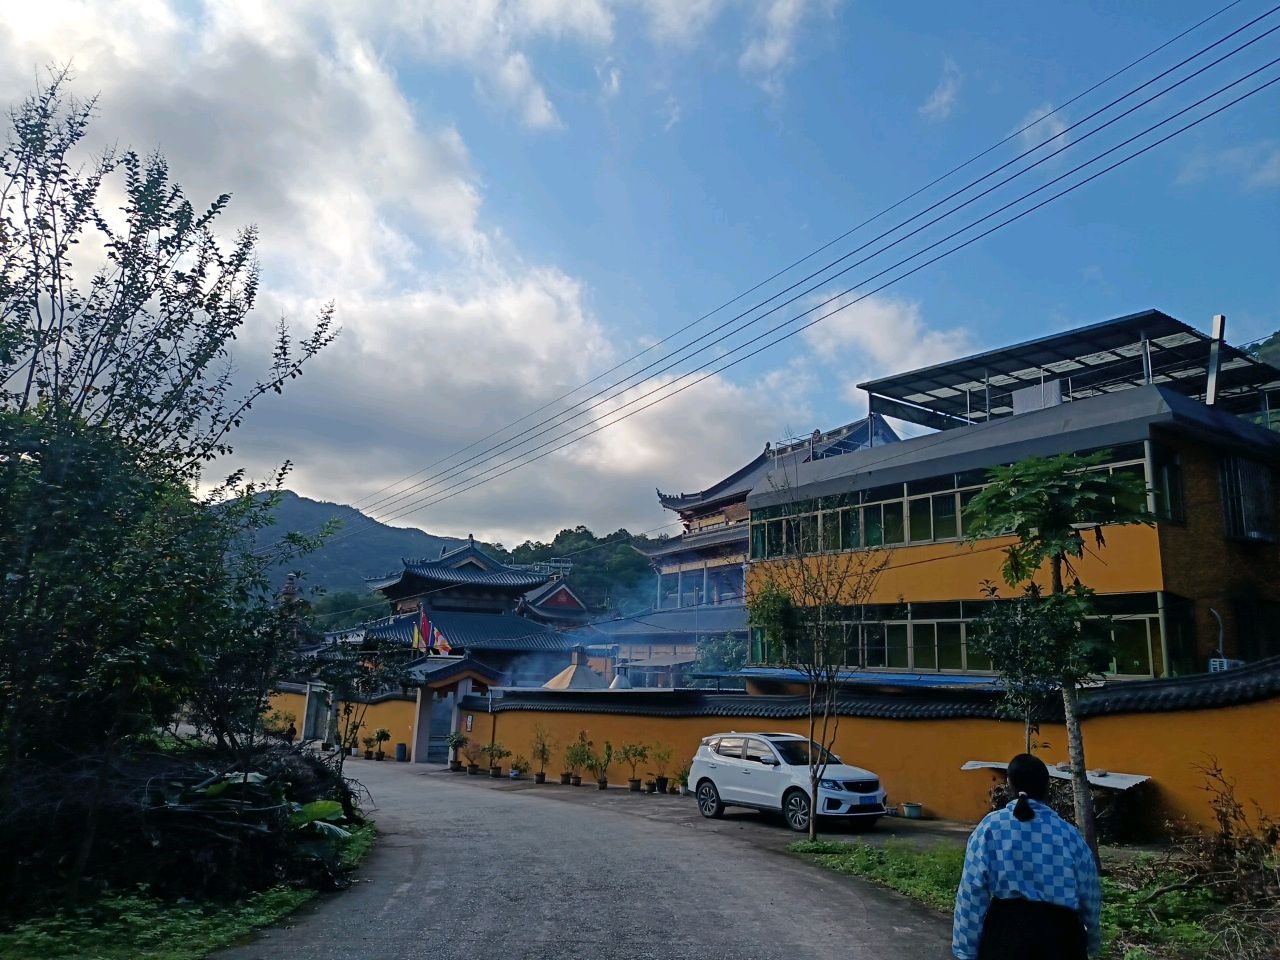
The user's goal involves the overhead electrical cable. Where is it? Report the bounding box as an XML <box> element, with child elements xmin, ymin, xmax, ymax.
<box><xmin>321</xmin><ymin>0</ymin><xmax>1257</xmax><ymax>525</ymax></box>
<box><xmin>321</xmin><ymin>55</ymin><xmax>1280</xmax><ymax>537</ymax></box>
<box><xmin>342</xmin><ymin>10</ymin><xmax>1280</xmax><ymax>529</ymax></box>
<box><xmin>339</xmin><ymin>63</ymin><xmax>1280</xmax><ymax>533</ymax></box>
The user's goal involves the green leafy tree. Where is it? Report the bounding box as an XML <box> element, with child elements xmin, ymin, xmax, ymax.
<box><xmin>694</xmin><ymin>633</ymin><xmax>748</xmax><ymax>675</ymax></box>
<box><xmin>0</xmin><ymin>73</ymin><xmax>335</xmax><ymax>903</ymax></box>
<box><xmin>963</xmin><ymin>450</ymin><xmax>1151</xmax><ymax>858</ymax></box>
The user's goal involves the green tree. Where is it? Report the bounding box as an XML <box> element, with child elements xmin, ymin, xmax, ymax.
<box><xmin>0</xmin><ymin>73</ymin><xmax>335</xmax><ymax>903</ymax></box>
<box><xmin>963</xmin><ymin>450</ymin><xmax>1151</xmax><ymax>858</ymax></box>
<box><xmin>694</xmin><ymin>633</ymin><xmax>748</xmax><ymax>675</ymax></box>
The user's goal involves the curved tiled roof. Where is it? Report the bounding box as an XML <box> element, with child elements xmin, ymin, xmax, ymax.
<box><xmin>1079</xmin><ymin>655</ymin><xmax>1280</xmax><ymax>716</ymax></box>
<box><xmin>461</xmin><ymin>656</ymin><xmax>1280</xmax><ymax>721</ymax></box>
<box><xmin>364</xmin><ymin>610</ymin><xmax>575</xmax><ymax>652</ymax></box>
<box><xmin>365</xmin><ymin>539</ymin><xmax>551</xmax><ymax>592</ymax></box>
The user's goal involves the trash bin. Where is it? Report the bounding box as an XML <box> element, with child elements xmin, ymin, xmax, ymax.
<box><xmin>394</xmin><ymin>742</ymin><xmax>408</xmax><ymax>762</ymax></box>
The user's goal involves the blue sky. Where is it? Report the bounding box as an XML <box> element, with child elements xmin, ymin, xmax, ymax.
<box><xmin>2</xmin><ymin>1</ymin><xmax>1277</xmax><ymax>545</ymax></box>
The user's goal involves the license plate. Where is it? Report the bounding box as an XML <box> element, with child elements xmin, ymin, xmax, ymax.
<box><xmin>859</xmin><ymin>795</ymin><xmax>878</xmax><ymax>806</ymax></box>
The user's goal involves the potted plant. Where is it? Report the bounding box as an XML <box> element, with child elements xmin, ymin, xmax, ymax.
<box><xmin>673</xmin><ymin>764</ymin><xmax>690</xmax><ymax>795</ymax></box>
<box><xmin>462</xmin><ymin>740</ymin><xmax>484</xmax><ymax>774</ymax></box>
<box><xmin>584</xmin><ymin>741</ymin><xmax>613</xmax><ymax>790</ymax></box>
<box><xmin>510</xmin><ymin>755</ymin><xmax>530</xmax><ymax>780</ymax></box>
<box><xmin>372</xmin><ymin>727</ymin><xmax>391</xmax><ymax>760</ymax></box>
<box><xmin>361</xmin><ymin>735</ymin><xmax>376</xmax><ymax>760</ymax></box>
<box><xmin>531</xmin><ymin>725</ymin><xmax>553</xmax><ymax>785</ymax></box>
<box><xmin>481</xmin><ymin>741</ymin><xmax>511</xmax><ymax>778</ymax></box>
<box><xmin>617</xmin><ymin>742</ymin><xmax>649</xmax><ymax>792</ymax></box>
<box><xmin>564</xmin><ymin>731</ymin><xmax>592</xmax><ymax>786</ymax></box>
<box><xmin>446</xmin><ymin>731</ymin><xmax>468</xmax><ymax>772</ymax></box>
<box><xmin>644</xmin><ymin>778</ymin><xmax>657</xmax><ymax>794</ymax></box>
<box><xmin>650</xmin><ymin>742</ymin><xmax>673</xmax><ymax>794</ymax></box>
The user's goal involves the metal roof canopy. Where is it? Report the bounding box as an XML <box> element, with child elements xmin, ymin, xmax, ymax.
<box><xmin>858</xmin><ymin>310</ymin><xmax>1280</xmax><ymax>431</ymax></box>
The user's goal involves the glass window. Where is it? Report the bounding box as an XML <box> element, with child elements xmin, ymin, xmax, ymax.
<box><xmin>886</xmin><ymin>623</ymin><xmax>909</xmax><ymax>668</ymax></box>
<box><xmin>1111</xmin><ymin>619</ymin><xmax>1152</xmax><ymax>675</ymax></box>
<box><xmin>1220</xmin><ymin>456</ymin><xmax>1276</xmax><ymax>542</ymax></box>
<box><xmin>821</xmin><ymin>511</ymin><xmax>840</xmax><ymax>552</ymax></box>
<box><xmin>1152</xmin><ymin>446</ymin><xmax>1185</xmax><ymax>523</ymax></box>
<box><xmin>744</xmin><ymin>739</ymin><xmax>776</xmax><ymax>764</ymax></box>
<box><xmin>864</xmin><ymin>505</ymin><xmax>884</xmax><ymax>547</ymax></box>
<box><xmin>715</xmin><ymin>737</ymin><xmax>745</xmax><ymax>758</ymax></box>
<box><xmin>958</xmin><ymin>490</ymin><xmax>981</xmax><ymax>536</ymax></box>
<box><xmin>798</xmin><ymin>514</ymin><xmax>819</xmax><ymax>554</ymax></box>
<box><xmin>1112</xmin><ymin>463</ymin><xmax>1148</xmax><ymax>514</ymax></box>
<box><xmin>840</xmin><ymin>508</ymin><xmax>860</xmax><ymax>550</ymax></box>
<box><xmin>864</xmin><ymin>483</ymin><xmax>902</xmax><ymax>504</ymax></box>
<box><xmin>937</xmin><ymin>622</ymin><xmax>964</xmax><ymax>669</ymax></box>
<box><xmin>883</xmin><ymin>501</ymin><xmax>905</xmax><ymax>545</ymax></box>
<box><xmin>863</xmin><ymin>623</ymin><xmax>886</xmax><ymax>667</ymax></box>
<box><xmin>933</xmin><ymin>493</ymin><xmax>959</xmax><ymax>540</ymax></box>
<box><xmin>750</xmin><ymin>523</ymin><xmax>765</xmax><ymax>560</ymax></box>
<box><xmin>966</xmin><ymin>638</ymin><xmax>993</xmax><ymax>672</ymax></box>
<box><xmin>912</xmin><ymin>623</ymin><xmax>937</xmax><ymax>670</ymax></box>
<box><xmin>766</xmin><ymin>519</ymin><xmax>785</xmax><ymax>558</ymax></box>
<box><xmin>908</xmin><ymin>497</ymin><xmax>932</xmax><ymax>542</ymax></box>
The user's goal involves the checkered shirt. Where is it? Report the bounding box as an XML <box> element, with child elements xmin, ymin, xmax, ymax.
<box><xmin>951</xmin><ymin>799</ymin><xmax>1102</xmax><ymax>959</ymax></box>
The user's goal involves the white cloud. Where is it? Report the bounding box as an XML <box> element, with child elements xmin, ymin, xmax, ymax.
<box><xmin>1178</xmin><ymin>139</ymin><xmax>1280</xmax><ymax>190</ymax></box>
<box><xmin>1018</xmin><ymin>102</ymin><xmax>1069</xmax><ymax>151</ymax></box>
<box><xmin>634</xmin><ymin>0</ymin><xmax>730</xmax><ymax>46</ymax></box>
<box><xmin>739</xmin><ymin>0</ymin><xmax>831</xmax><ymax>97</ymax></box>
<box><xmin>800</xmin><ymin>294</ymin><xmax>975</xmax><ymax>407</ymax></box>
<box><xmin>660</xmin><ymin>94</ymin><xmax>682</xmax><ymax>131</ymax></box>
<box><xmin>494</xmin><ymin>51</ymin><xmax>562</xmax><ymax>130</ymax></box>
<box><xmin>919</xmin><ymin>58</ymin><xmax>961</xmax><ymax>122</ymax></box>
<box><xmin>598</xmin><ymin>58</ymin><xmax>622</xmax><ymax>99</ymax></box>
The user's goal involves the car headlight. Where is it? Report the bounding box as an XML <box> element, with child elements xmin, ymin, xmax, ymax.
<box><xmin>818</xmin><ymin>779</ymin><xmax>843</xmax><ymax>791</ymax></box>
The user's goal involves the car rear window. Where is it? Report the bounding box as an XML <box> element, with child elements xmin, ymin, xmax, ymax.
<box><xmin>714</xmin><ymin>736</ymin><xmax>745</xmax><ymax>758</ymax></box>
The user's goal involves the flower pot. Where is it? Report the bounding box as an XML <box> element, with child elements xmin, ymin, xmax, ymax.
<box><xmin>374</xmin><ymin>752</ymin><xmax>385</xmax><ymax>761</ymax></box>
<box><xmin>510</xmin><ymin>770</ymin><xmax>523</xmax><ymax>780</ymax></box>
<box><xmin>534</xmin><ymin>772</ymin><xmax>546</xmax><ymax>784</ymax></box>
<box><xmin>645</xmin><ymin>782</ymin><xmax>657</xmax><ymax>794</ymax></box>
<box><xmin>655</xmin><ymin>776</ymin><xmax>669</xmax><ymax>794</ymax></box>
<box><xmin>467</xmin><ymin>764</ymin><xmax>480</xmax><ymax>775</ymax></box>
<box><xmin>627</xmin><ymin>778</ymin><xmax>642</xmax><ymax>793</ymax></box>
<box><xmin>570</xmin><ymin>775</ymin><xmax>582</xmax><ymax>786</ymax></box>
<box><xmin>364</xmin><ymin>750</ymin><xmax>374</xmax><ymax>760</ymax></box>
<box><xmin>901</xmin><ymin>802</ymin><xmax>924</xmax><ymax>820</ymax></box>
<box><xmin>559</xmin><ymin>772</ymin><xmax>571</xmax><ymax>785</ymax></box>
<box><xmin>489</xmin><ymin>766</ymin><xmax>503</xmax><ymax>778</ymax></box>
<box><xmin>449</xmin><ymin>760</ymin><xmax>463</xmax><ymax>772</ymax></box>
<box><xmin>596</xmin><ymin>777</ymin><xmax>608</xmax><ymax>790</ymax></box>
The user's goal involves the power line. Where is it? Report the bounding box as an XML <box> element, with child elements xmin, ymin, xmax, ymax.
<box><xmin>329</xmin><ymin>11</ymin><xmax>1280</xmax><ymax>538</ymax></box>
<box><xmin>281</xmin><ymin>1</ymin><xmax>1261</xmax><ymax>545</ymax></box>
<box><xmin>334</xmin><ymin>56</ymin><xmax>1280</xmax><ymax>535</ymax></box>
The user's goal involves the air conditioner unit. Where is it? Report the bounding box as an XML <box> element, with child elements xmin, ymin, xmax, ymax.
<box><xmin>1208</xmin><ymin>657</ymin><xmax>1245</xmax><ymax>672</ymax></box>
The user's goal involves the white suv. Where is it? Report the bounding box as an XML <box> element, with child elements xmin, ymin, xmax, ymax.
<box><xmin>689</xmin><ymin>732</ymin><xmax>887</xmax><ymax>832</ymax></box>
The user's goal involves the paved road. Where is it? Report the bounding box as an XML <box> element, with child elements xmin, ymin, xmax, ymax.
<box><xmin>216</xmin><ymin>761</ymin><xmax>953</xmax><ymax>960</ymax></box>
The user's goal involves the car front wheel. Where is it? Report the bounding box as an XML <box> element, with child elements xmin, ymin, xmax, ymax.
<box><xmin>783</xmin><ymin>789</ymin><xmax>811</xmax><ymax>832</ymax></box>
<box><xmin>696</xmin><ymin>780</ymin><xmax>724</xmax><ymax>819</ymax></box>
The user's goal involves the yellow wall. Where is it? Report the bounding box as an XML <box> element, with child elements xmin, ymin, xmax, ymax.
<box><xmin>480</xmin><ymin>696</ymin><xmax>1280</xmax><ymax>829</ymax></box>
<box><xmin>748</xmin><ymin>524</ymin><xmax>1164</xmax><ymax>604</ymax></box>
<box><xmin>268</xmin><ymin>691</ymin><xmax>418</xmax><ymax>758</ymax></box>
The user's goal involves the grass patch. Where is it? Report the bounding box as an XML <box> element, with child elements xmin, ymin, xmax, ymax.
<box><xmin>0</xmin><ymin>887</ymin><xmax>316</xmax><ymax>960</ymax></box>
<box><xmin>791</xmin><ymin>838</ymin><xmax>964</xmax><ymax>911</ymax></box>
<box><xmin>791</xmin><ymin>841</ymin><xmax>1239</xmax><ymax>960</ymax></box>
<box><xmin>0</xmin><ymin>823</ymin><xmax>378</xmax><ymax>960</ymax></box>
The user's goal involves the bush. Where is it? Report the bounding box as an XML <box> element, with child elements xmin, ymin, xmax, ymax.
<box><xmin>0</xmin><ymin>741</ymin><xmax>360</xmax><ymax>924</ymax></box>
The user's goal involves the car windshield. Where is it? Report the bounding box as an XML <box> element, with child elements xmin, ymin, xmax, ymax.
<box><xmin>769</xmin><ymin>739</ymin><xmax>837</xmax><ymax>766</ymax></box>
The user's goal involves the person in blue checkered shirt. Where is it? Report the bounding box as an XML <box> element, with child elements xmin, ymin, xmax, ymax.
<box><xmin>952</xmin><ymin>753</ymin><xmax>1101</xmax><ymax>960</ymax></box>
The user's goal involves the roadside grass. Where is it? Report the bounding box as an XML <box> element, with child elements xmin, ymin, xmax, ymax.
<box><xmin>0</xmin><ymin>823</ymin><xmax>377</xmax><ymax>960</ymax></box>
<box><xmin>790</xmin><ymin>839</ymin><xmax>1235</xmax><ymax>960</ymax></box>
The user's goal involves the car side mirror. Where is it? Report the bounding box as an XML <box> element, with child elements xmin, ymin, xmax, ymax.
<box><xmin>759</xmin><ymin>756</ymin><xmax>778</xmax><ymax>766</ymax></box>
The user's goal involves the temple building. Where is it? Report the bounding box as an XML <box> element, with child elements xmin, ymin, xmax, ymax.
<box><xmin>361</xmin><ymin>536</ymin><xmax>577</xmax><ymax>685</ymax></box>
<box><xmin>746</xmin><ymin>309</ymin><xmax>1280</xmax><ymax>685</ymax></box>
<box><xmin>588</xmin><ymin>415</ymin><xmax>899</xmax><ymax>685</ymax></box>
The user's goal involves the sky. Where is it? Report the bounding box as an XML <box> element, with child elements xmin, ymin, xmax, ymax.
<box><xmin>2</xmin><ymin>1</ymin><xmax>1277</xmax><ymax>549</ymax></box>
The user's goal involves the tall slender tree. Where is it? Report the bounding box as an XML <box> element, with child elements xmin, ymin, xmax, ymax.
<box><xmin>963</xmin><ymin>450</ymin><xmax>1151</xmax><ymax>857</ymax></box>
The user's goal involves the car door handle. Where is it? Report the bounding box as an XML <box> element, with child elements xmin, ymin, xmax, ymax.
<box><xmin>707</xmin><ymin>762</ymin><xmax>718</xmax><ymax>769</ymax></box>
